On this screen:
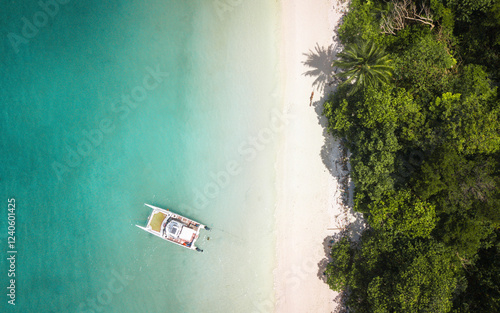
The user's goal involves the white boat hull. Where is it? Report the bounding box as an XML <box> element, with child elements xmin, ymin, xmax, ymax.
<box><xmin>136</xmin><ymin>203</ymin><xmax>208</xmax><ymax>252</ymax></box>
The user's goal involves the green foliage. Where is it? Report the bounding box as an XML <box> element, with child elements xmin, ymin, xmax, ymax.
<box><xmin>452</xmin><ymin>236</ymin><xmax>500</xmax><ymax>312</ymax></box>
<box><xmin>393</xmin><ymin>244</ymin><xmax>457</xmax><ymax>313</ymax></box>
<box><xmin>453</xmin><ymin>0</ymin><xmax>500</xmax><ymax>80</ymax></box>
<box><xmin>447</xmin><ymin>0</ymin><xmax>494</xmax><ymax>22</ymax></box>
<box><xmin>410</xmin><ymin>145</ymin><xmax>499</xmax><ymax>263</ymax></box>
<box><xmin>350</xmin><ymin>127</ymin><xmax>399</xmax><ymax>207</ymax></box>
<box><xmin>333</xmin><ymin>40</ymin><xmax>394</xmax><ymax>96</ymax></box>
<box><xmin>441</xmin><ymin>8</ymin><xmax>456</xmax><ymax>34</ymax></box>
<box><xmin>412</xmin><ymin>146</ymin><xmax>498</xmax><ymax>215</ymax></box>
<box><xmin>489</xmin><ymin>0</ymin><xmax>500</xmax><ymax>45</ymax></box>
<box><xmin>325</xmin><ymin>1</ymin><xmax>500</xmax><ymax>311</ymax></box>
<box><xmin>325</xmin><ymin>236</ymin><xmax>353</xmax><ymax>291</ymax></box>
<box><xmin>423</xmin><ymin>64</ymin><xmax>500</xmax><ymax>155</ymax></box>
<box><xmin>430</xmin><ymin>91</ymin><xmax>500</xmax><ymax>155</ymax></box>
<box><xmin>325</xmin><ymin>86</ymin><xmax>421</xmax><ymax>207</ymax></box>
<box><xmin>438</xmin><ymin>212</ymin><xmax>494</xmax><ymax>259</ymax></box>
<box><xmin>368</xmin><ymin>190</ymin><xmax>437</xmax><ymax>238</ymax></box>
<box><xmin>328</xmin><ymin>231</ymin><xmax>459</xmax><ymax>312</ymax></box>
<box><xmin>430</xmin><ymin>0</ymin><xmax>447</xmax><ymax>20</ymax></box>
<box><xmin>389</xmin><ymin>63</ymin><xmax>500</xmax><ymax>154</ymax></box>
<box><xmin>337</xmin><ymin>0</ymin><xmax>384</xmax><ymax>45</ymax></box>
<box><xmin>392</xmin><ymin>33</ymin><xmax>456</xmax><ymax>105</ymax></box>
<box><xmin>455</xmin><ymin>64</ymin><xmax>495</xmax><ymax>97</ymax></box>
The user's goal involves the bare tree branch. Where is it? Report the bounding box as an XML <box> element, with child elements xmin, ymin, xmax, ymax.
<box><xmin>380</xmin><ymin>0</ymin><xmax>434</xmax><ymax>35</ymax></box>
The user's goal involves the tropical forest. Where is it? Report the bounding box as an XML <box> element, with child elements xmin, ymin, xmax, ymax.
<box><xmin>324</xmin><ymin>0</ymin><xmax>500</xmax><ymax>312</ymax></box>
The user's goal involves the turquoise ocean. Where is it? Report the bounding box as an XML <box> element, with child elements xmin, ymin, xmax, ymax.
<box><xmin>0</xmin><ymin>1</ymin><xmax>282</xmax><ymax>312</ymax></box>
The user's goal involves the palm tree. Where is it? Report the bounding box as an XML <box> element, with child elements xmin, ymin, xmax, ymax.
<box><xmin>333</xmin><ymin>40</ymin><xmax>393</xmax><ymax>96</ymax></box>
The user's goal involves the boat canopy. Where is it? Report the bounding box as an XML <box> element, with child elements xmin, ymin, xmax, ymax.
<box><xmin>165</xmin><ymin>220</ymin><xmax>182</xmax><ymax>238</ymax></box>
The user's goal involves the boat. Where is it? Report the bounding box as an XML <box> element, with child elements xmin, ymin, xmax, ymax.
<box><xmin>136</xmin><ymin>203</ymin><xmax>210</xmax><ymax>252</ymax></box>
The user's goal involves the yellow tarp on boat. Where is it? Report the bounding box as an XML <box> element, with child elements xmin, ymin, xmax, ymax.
<box><xmin>150</xmin><ymin>212</ymin><xmax>166</xmax><ymax>232</ymax></box>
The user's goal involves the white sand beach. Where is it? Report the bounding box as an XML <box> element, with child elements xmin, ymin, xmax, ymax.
<box><xmin>275</xmin><ymin>0</ymin><xmax>350</xmax><ymax>312</ymax></box>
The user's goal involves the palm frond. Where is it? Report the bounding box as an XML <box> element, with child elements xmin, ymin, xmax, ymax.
<box><xmin>333</xmin><ymin>39</ymin><xmax>393</xmax><ymax>96</ymax></box>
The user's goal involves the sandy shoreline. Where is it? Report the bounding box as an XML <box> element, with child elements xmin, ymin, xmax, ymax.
<box><xmin>274</xmin><ymin>0</ymin><xmax>349</xmax><ymax>312</ymax></box>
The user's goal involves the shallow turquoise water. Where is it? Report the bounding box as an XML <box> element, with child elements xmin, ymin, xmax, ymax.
<box><xmin>0</xmin><ymin>1</ymin><xmax>281</xmax><ymax>312</ymax></box>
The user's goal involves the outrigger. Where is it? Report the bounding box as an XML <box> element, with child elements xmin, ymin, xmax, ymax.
<box><xmin>136</xmin><ymin>203</ymin><xmax>210</xmax><ymax>252</ymax></box>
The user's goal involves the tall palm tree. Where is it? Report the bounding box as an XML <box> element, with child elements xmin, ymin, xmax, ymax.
<box><xmin>333</xmin><ymin>40</ymin><xmax>393</xmax><ymax>96</ymax></box>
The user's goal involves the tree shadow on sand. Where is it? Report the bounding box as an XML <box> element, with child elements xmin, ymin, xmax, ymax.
<box><xmin>317</xmin><ymin>233</ymin><xmax>350</xmax><ymax>313</ymax></box>
<box><xmin>303</xmin><ymin>42</ymin><xmax>366</xmax><ymax>313</ymax></box>
<box><xmin>302</xmin><ymin>43</ymin><xmax>343</xmax><ymax>92</ymax></box>
<box><xmin>303</xmin><ymin>43</ymin><xmax>347</xmax><ymax>184</ymax></box>
<box><xmin>302</xmin><ymin>42</ymin><xmax>345</xmax><ymax>179</ymax></box>
<box><xmin>316</xmin><ymin>218</ymin><xmax>365</xmax><ymax>313</ymax></box>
